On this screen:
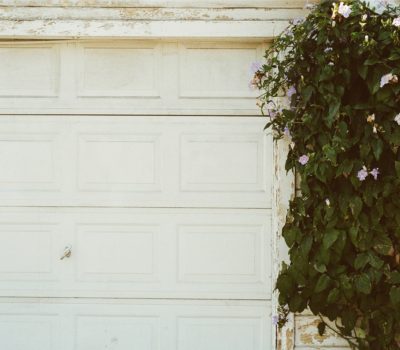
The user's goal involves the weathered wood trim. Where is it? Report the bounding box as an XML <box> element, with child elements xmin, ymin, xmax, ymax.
<box><xmin>0</xmin><ymin>7</ymin><xmax>308</xmax><ymax>21</ymax></box>
<box><xmin>0</xmin><ymin>19</ymin><xmax>289</xmax><ymax>39</ymax></box>
<box><xmin>0</xmin><ymin>0</ymin><xmax>317</xmax><ymax>9</ymax></box>
<box><xmin>272</xmin><ymin>136</ymin><xmax>295</xmax><ymax>350</ymax></box>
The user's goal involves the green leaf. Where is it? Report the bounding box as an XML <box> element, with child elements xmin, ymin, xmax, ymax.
<box><xmin>390</xmin><ymin>286</ymin><xmax>400</xmax><ymax>305</ymax></box>
<box><xmin>276</xmin><ymin>273</ymin><xmax>295</xmax><ymax>295</ymax></box>
<box><xmin>301</xmin><ymin>85</ymin><xmax>314</xmax><ymax>103</ymax></box>
<box><xmin>371</xmin><ymin>138</ymin><xmax>383</xmax><ymax>160</ymax></box>
<box><xmin>354</xmin><ymin>327</ymin><xmax>366</xmax><ymax>339</ymax></box>
<box><xmin>342</xmin><ymin>309</ymin><xmax>357</xmax><ymax>331</ymax></box>
<box><xmin>354</xmin><ymin>253</ymin><xmax>369</xmax><ymax>270</ymax></box>
<box><xmin>364</xmin><ymin>57</ymin><xmax>380</xmax><ymax>66</ymax></box>
<box><xmin>288</xmin><ymin>293</ymin><xmax>304</xmax><ymax>312</ymax></box>
<box><xmin>395</xmin><ymin>161</ymin><xmax>400</xmax><ymax>178</ymax></box>
<box><xmin>357</xmin><ymin>65</ymin><xmax>368</xmax><ymax>80</ymax></box>
<box><xmin>326</xmin><ymin>100</ymin><xmax>341</xmax><ymax>126</ymax></box>
<box><xmin>314</xmin><ymin>262</ymin><xmax>327</xmax><ymax>273</ymax></box>
<box><xmin>322</xmin><ymin>144</ymin><xmax>337</xmax><ymax>164</ymax></box>
<box><xmin>388</xmin><ymin>271</ymin><xmax>400</xmax><ymax>284</ymax></box>
<box><xmin>318</xmin><ymin>322</ymin><xmax>326</xmax><ymax>336</ymax></box>
<box><xmin>315</xmin><ymin>274</ymin><xmax>331</xmax><ymax>293</ymax></box>
<box><xmin>355</xmin><ymin>273</ymin><xmax>372</xmax><ymax>294</ymax></box>
<box><xmin>323</xmin><ymin>228</ymin><xmax>340</xmax><ymax>249</ymax></box>
<box><xmin>373</xmin><ymin>235</ymin><xmax>394</xmax><ymax>256</ymax></box>
<box><xmin>327</xmin><ymin>288</ymin><xmax>340</xmax><ymax>303</ymax></box>
<box><xmin>283</xmin><ymin>226</ymin><xmax>299</xmax><ymax>247</ymax></box>
<box><xmin>367</xmin><ymin>252</ymin><xmax>384</xmax><ymax>269</ymax></box>
<box><xmin>336</xmin><ymin>159</ymin><xmax>353</xmax><ymax>177</ymax></box>
<box><xmin>350</xmin><ymin>197</ymin><xmax>363</xmax><ymax>218</ymax></box>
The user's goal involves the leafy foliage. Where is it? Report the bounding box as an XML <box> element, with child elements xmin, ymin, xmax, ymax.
<box><xmin>253</xmin><ymin>1</ymin><xmax>400</xmax><ymax>348</ymax></box>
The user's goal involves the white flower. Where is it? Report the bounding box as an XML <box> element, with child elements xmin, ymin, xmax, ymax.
<box><xmin>325</xmin><ymin>198</ymin><xmax>331</xmax><ymax>206</ymax></box>
<box><xmin>365</xmin><ymin>35</ymin><xmax>369</xmax><ymax>42</ymax></box>
<box><xmin>362</xmin><ymin>14</ymin><xmax>368</xmax><ymax>21</ymax></box>
<box><xmin>338</xmin><ymin>2</ymin><xmax>352</xmax><ymax>18</ymax></box>
<box><xmin>367</xmin><ymin>113</ymin><xmax>375</xmax><ymax>123</ymax></box>
<box><xmin>395</xmin><ymin>113</ymin><xmax>400</xmax><ymax>125</ymax></box>
<box><xmin>393</xmin><ymin>17</ymin><xmax>400</xmax><ymax>27</ymax></box>
<box><xmin>380</xmin><ymin>73</ymin><xmax>398</xmax><ymax>87</ymax></box>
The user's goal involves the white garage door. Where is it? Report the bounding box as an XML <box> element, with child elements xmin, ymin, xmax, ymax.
<box><xmin>0</xmin><ymin>41</ymin><xmax>273</xmax><ymax>350</ymax></box>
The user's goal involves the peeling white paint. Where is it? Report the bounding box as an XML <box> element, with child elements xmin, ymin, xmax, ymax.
<box><xmin>0</xmin><ymin>19</ymin><xmax>290</xmax><ymax>39</ymax></box>
<box><xmin>0</xmin><ymin>7</ymin><xmax>308</xmax><ymax>21</ymax></box>
<box><xmin>0</xmin><ymin>0</ymin><xmax>318</xmax><ymax>9</ymax></box>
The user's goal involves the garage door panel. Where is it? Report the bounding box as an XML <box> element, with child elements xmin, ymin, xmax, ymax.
<box><xmin>178</xmin><ymin>224</ymin><xmax>263</xmax><ymax>284</ymax></box>
<box><xmin>177</xmin><ymin>317</ymin><xmax>261</xmax><ymax>350</ymax></box>
<box><xmin>178</xmin><ymin>43</ymin><xmax>258</xmax><ymax>99</ymax></box>
<box><xmin>77</xmin><ymin>43</ymin><xmax>161</xmax><ymax>98</ymax></box>
<box><xmin>0</xmin><ymin>45</ymin><xmax>59</xmax><ymax>97</ymax></box>
<box><xmin>180</xmin><ymin>133</ymin><xmax>265</xmax><ymax>192</ymax></box>
<box><xmin>0</xmin><ymin>208</ymin><xmax>271</xmax><ymax>299</ymax></box>
<box><xmin>76</xmin><ymin>315</ymin><xmax>159</xmax><ymax>350</ymax></box>
<box><xmin>0</xmin><ymin>299</ymin><xmax>271</xmax><ymax>350</ymax></box>
<box><xmin>77</xmin><ymin>133</ymin><xmax>162</xmax><ymax>192</ymax></box>
<box><xmin>0</xmin><ymin>41</ymin><xmax>264</xmax><ymax>115</ymax></box>
<box><xmin>76</xmin><ymin>224</ymin><xmax>159</xmax><ymax>282</ymax></box>
<box><xmin>0</xmin><ymin>116</ymin><xmax>271</xmax><ymax>208</ymax></box>
<box><xmin>0</xmin><ymin>313</ymin><xmax>60</xmax><ymax>350</ymax></box>
<box><xmin>0</xmin><ymin>223</ymin><xmax>62</xmax><ymax>282</ymax></box>
<box><xmin>0</xmin><ymin>132</ymin><xmax>62</xmax><ymax>191</ymax></box>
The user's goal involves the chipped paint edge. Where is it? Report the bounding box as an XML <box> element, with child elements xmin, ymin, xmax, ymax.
<box><xmin>272</xmin><ymin>134</ymin><xmax>295</xmax><ymax>350</ymax></box>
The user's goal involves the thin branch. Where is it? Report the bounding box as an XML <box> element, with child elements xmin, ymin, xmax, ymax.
<box><xmin>318</xmin><ymin>314</ymin><xmax>358</xmax><ymax>349</ymax></box>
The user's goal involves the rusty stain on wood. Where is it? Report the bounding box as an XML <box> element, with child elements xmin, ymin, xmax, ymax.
<box><xmin>285</xmin><ymin>328</ymin><xmax>294</xmax><ymax>349</ymax></box>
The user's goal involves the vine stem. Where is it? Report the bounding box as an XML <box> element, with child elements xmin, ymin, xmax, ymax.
<box><xmin>318</xmin><ymin>314</ymin><xmax>359</xmax><ymax>349</ymax></box>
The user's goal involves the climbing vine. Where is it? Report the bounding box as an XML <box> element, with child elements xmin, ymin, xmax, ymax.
<box><xmin>252</xmin><ymin>0</ymin><xmax>400</xmax><ymax>348</ymax></box>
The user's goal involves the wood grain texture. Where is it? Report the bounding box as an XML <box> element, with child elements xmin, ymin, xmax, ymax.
<box><xmin>0</xmin><ymin>0</ymin><xmax>318</xmax><ymax>8</ymax></box>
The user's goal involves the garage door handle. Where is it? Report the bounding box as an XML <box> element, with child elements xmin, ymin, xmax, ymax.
<box><xmin>60</xmin><ymin>245</ymin><xmax>72</xmax><ymax>260</ymax></box>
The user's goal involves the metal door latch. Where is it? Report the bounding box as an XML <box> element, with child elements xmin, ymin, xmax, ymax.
<box><xmin>60</xmin><ymin>245</ymin><xmax>72</xmax><ymax>260</ymax></box>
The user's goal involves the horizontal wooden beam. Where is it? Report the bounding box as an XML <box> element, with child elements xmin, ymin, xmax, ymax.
<box><xmin>0</xmin><ymin>0</ymin><xmax>317</xmax><ymax>9</ymax></box>
<box><xmin>0</xmin><ymin>7</ymin><xmax>308</xmax><ymax>21</ymax></box>
<box><xmin>0</xmin><ymin>19</ymin><xmax>289</xmax><ymax>39</ymax></box>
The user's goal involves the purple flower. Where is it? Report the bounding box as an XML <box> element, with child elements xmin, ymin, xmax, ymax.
<box><xmin>284</xmin><ymin>126</ymin><xmax>292</xmax><ymax>138</ymax></box>
<box><xmin>298</xmin><ymin>155</ymin><xmax>309</xmax><ymax>165</ymax></box>
<box><xmin>287</xmin><ymin>86</ymin><xmax>297</xmax><ymax>98</ymax></box>
<box><xmin>267</xmin><ymin>109</ymin><xmax>277</xmax><ymax>119</ymax></box>
<box><xmin>357</xmin><ymin>166</ymin><xmax>369</xmax><ymax>181</ymax></box>
<box><xmin>370</xmin><ymin>168</ymin><xmax>380</xmax><ymax>180</ymax></box>
<box><xmin>292</xmin><ymin>18</ymin><xmax>304</xmax><ymax>25</ymax></box>
<box><xmin>272</xmin><ymin>315</ymin><xmax>279</xmax><ymax>326</ymax></box>
<box><xmin>338</xmin><ymin>2</ymin><xmax>352</xmax><ymax>18</ymax></box>
<box><xmin>249</xmin><ymin>61</ymin><xmax>263</xmax><ymax>75</ymax></box>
